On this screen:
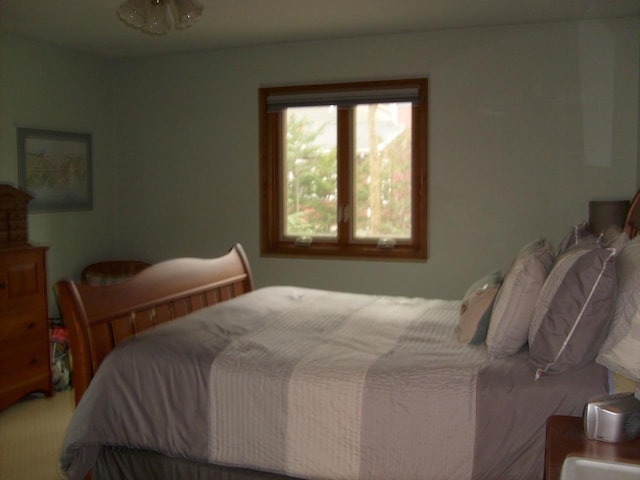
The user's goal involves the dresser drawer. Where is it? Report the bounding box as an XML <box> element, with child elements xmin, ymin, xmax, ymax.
<box><xmin>0</xmin><ymin>309</ymin><xmax>45</xmax><ymax>342</ymax></box>
<box><xmin>0</xmin><ymin>245</ymin><xmax>51</xmax><ymax>409</ymax></box>
<box><xmin>0</xmin><ymin>334</ymin><xmax>49</xmax><ymax>381</ymax></box>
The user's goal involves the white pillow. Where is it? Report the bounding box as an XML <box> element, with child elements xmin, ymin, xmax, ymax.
<box><xmin>486</xmin><ymin>239</ymin><xmax>554</xmax><ymax>359</ymax></box>
<box><xmin>597</xmin><ymin>235</ymin><xmax>640</xmax><ymax>379</ymax></box>
<box><xmin>597</xmin><ymin>309</ymin><xmax>640</xmax><ymax>381</ymax></box>
<box><xmin>599</xmin><ymin>235</ymin><xmax>640</xmax><ymax>353</ymax></box>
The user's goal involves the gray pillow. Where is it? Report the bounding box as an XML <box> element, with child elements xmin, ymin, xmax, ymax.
<box><xmin>555</xmin><ymin>221</ymin><xmax>597</xmax><ymax>256</ymax></box>
<box><xmin>529</xmin><ymin>245</ymin><xmax>617</xmax><ymax>378</ymax></box>
<box><xmin>486</xmin><ymin>239</ymin><xmax>554</xmax><ymax>359</ymax></box>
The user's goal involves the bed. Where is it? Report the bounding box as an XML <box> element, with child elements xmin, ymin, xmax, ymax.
<box><xmin>55</xmin><ymin>191</ymin><xmax>640</xmax><ymax>480</ymax></box>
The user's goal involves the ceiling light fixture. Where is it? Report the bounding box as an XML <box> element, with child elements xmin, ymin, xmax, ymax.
<box><xmin>117</xmin><ymin>0</ymin><xmax>203</xmax><ymax>36</ymax></box>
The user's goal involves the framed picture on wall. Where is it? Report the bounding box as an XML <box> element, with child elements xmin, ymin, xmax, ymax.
<box><xmin>17</xmin><ymin>128</ymin><xmax>92</xmax><ymax>212</ymax></box>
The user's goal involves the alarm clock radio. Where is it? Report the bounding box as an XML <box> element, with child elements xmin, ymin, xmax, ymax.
<box><xmin>583</xmin><ymin>392</ymin><xmax>640</xmax><ymax>443</ymax></box>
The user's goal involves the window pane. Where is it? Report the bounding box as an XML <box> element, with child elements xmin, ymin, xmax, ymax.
<box><xmin>284</xmin><ymin>106</ymin><xmax>338</xmax><ymax>238</ymax></box>
<box><xmin>260</xmin><ymin>78</ymin><xmax>428</xmax><ymax>260</ymax></box>
<box><xmin>353</xmin><ymin>103</ymin><xmax>412</xmax><ymax>240</ymax></box>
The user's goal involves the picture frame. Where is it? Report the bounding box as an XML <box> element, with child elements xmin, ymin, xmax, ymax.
<box><xmin>17</xmin><ymin>128</ymin><xmax>92</xmax><ymax>212</ymax></box>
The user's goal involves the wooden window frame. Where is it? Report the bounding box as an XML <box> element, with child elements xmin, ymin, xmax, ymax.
<box><xmin>259</xmin><ymin>78</ymin><xmax>429</xmax><ymax>261</ymax></box>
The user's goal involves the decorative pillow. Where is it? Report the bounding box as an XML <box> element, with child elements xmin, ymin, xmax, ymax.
<box><xmin>456</xmin><ymin>271</ymin><xmax>501</xmax><ymax>345</ymax></box>
<box><xmin>555</xmin><ymin>221</ymin><xmax>596</xmax><ymax>256</ymax></box>
<box><xmin>597</xmin><ymin>235</ymin><xmax>640</xmax><ymax>378</ymax></box>
<box><xmin>598</xmin><ymin>235</ymin><xmax>640</xmax><ymax>354</ymax></box>
<box><xmin>528</xmin><ymin>246</ymin><xmax>617</xmax><ymax>378</ymax></box>
<box><xmin>486</xmin><ymin>239</ymin><xmax>554</xmax><ymax>359</ymax></box>
<box><xmin>597</xmin><ymin>309</ymin><xmax>640</xmax><ymax>381</ymax></box>
<box><xmin>601</xmin><ymin>227</ymin><xmax>629</xmax><ymax>251</ymax></box>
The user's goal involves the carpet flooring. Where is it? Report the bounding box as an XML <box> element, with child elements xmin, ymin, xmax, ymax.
<box><xmin>0</xmin><ymin>377</ymin><xmax>635</xmax><ymax>480</ymax></box>
<box><xmin>0</xmin><ymin>390</ymin><xmax>74</xmax><ymax>480</ymax></box>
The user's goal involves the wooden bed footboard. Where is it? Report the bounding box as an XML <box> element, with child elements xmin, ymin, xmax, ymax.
<box><xmin>55</xmin><ymin>244</ymin><xmax>254</xmax><ymax>405</ymax></box>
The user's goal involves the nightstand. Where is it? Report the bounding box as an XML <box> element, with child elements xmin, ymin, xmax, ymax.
<box><xmin>544</xmin><ymin>415</ymin><xmax>640</xmax><ymax>480</ymax></box>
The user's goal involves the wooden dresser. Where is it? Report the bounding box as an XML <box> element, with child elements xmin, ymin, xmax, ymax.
<box><xmin>0</xmin><ymin>245</ymin><xmax>51</xmax><ymax>410</ymax></box>
<box><xmin>0</xmin><ymin>185</ymin><xmax>52</xmax><ymax>410</ymax></box>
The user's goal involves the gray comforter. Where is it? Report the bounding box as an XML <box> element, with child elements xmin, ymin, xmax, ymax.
<box><xmin>59</xmin><ymin>286</ymin><xmax>608</xmax><ymax>480</ymax></box>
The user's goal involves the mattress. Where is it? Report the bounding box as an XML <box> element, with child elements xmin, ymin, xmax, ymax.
<box><xmin>59</xmin><ymin>286</ymin><xmax>608</xmax><ymax>480</ymax></box>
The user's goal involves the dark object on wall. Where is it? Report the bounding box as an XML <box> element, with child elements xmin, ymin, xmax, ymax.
<box><xmin>589</xmin><ymin>199</ymin><xmax>630</xmax><ymax>235</ymax></box>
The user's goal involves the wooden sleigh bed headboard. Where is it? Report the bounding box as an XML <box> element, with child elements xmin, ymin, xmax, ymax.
<box><xmin>55</xmin><ymin>244</ymin><xmax>254</xmax><ymax>405</ymax></box>
<box><xmin>625</xmin><ymin>189</ymin><xmax>640</xmax><ymax>238</ymax></box>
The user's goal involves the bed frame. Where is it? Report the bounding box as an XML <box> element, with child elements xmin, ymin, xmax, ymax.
<box><xmin>624</xmin><ymin>189</ymin><xmax>640</xmax><ymax>238</ymax></box>
<box><xmin>54</xmin><ymin>193</ymin><xmax>640</xmax><ymax>480</ymax></box>
<box><xmin>54</xmin><ymin>244</ymin><xmax>254</xmax><ymax>405</ymax></box>
<box><xmin>56</xmin><ymin>192</ymin><xmax>640</xmax><ymax>408</ymax></box>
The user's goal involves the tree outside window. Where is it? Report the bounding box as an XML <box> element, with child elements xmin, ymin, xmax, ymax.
<box><xmin>260</xmin><ymin>79</ymin><xmax>428</xmax><ymax>261</ymax></box>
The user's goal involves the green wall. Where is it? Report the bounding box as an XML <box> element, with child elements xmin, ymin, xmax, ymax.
<box><xmin>1</xmin><ymin>17</ymin><xmax>639</xmax><ymax>317</ymax></box>
<box><xmin>112</xmin><ymin>19</ymin><xmax>640</xmax><ymax>299</ymax></box>
<box><xmin>0</xmin><ymin>34</ymin><xmax>116</xmax><ymax>314</ymax></box>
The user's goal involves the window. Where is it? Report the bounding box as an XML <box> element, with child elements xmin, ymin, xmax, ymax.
<box><xmin>259</xmin><ymin>78</ymin><xmax>428</xmax><ymax>260</ymax></box>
